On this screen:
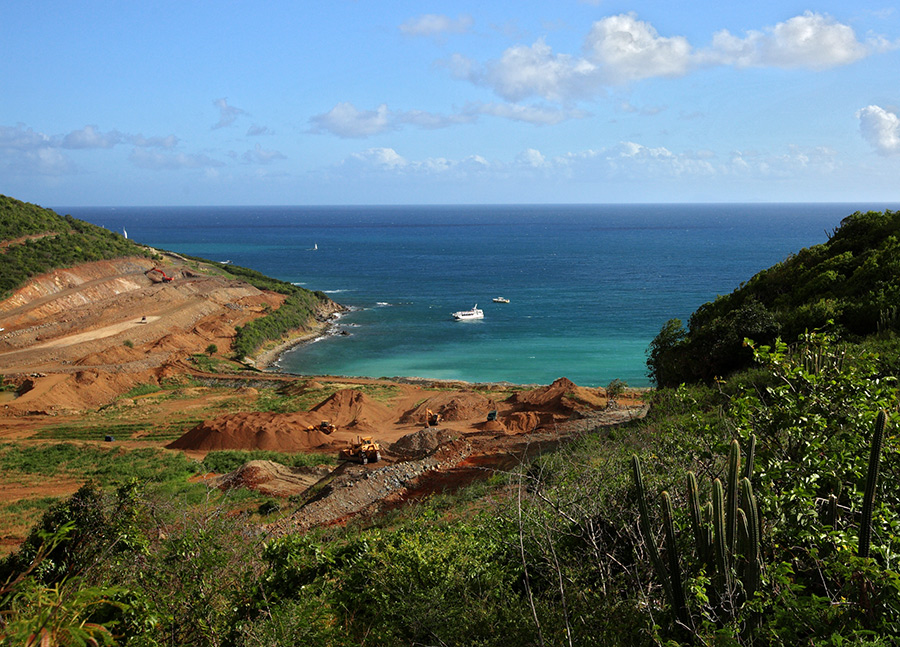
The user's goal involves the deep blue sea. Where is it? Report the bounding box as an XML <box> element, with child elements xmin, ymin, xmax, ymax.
<box><xmin>60</xmin><ymin>203</ymin><xmax>894</xmax><ymax>387</ymax></box>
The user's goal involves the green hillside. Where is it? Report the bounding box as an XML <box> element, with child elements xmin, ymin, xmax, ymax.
<box><xmin>648</xmin><ymin>209</ymin><xmax>900</xmax><ymax>386</ymax></box>
<box><xmin>0</xmin><ymin>194</ymin><xmax>150</xmax><ymax>297</ymax></box>
<box><xmin>0</xmin><ymin>195</ymin><xmax>333</xmax><ymax>358</ymax></box>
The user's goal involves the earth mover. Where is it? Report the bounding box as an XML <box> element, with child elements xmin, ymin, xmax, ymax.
<box><xmin>425</xmin><ymin>408</ymin><xmax>443</xmax><ymax>427</ymax></box>
<box><xmin>339</xmin><ymin>436</ymin><xmax>382</xmax><ymax>464</ymax></box>
<box><xmin>307</xmin><ymin>420</ymin><xmax>337</xmax><ymax>434</ymax></box>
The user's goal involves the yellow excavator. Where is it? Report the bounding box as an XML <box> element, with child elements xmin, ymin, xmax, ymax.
<box><xmin>307</xmin><ymin>420</ymin><xmax>337</xmax><ymax>434</ymax></box>
<box><xmin>425</xmin><ymin>408</ymin><xmax>443</xmax><ymax>427</ymax></box>
<box><xmin>339</xmin><ymin>436</ymin><xmax>382</xmax><ymax>464</ymax></box>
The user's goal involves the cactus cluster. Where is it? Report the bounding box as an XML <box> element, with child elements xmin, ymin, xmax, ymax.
<box><xmin>633</xmin><ymin>436</ymin><xmax>762</xmax><ymax>629</ymax></box>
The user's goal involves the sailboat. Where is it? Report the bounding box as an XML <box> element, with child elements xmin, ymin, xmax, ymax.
<box><xmin>313</xmin><ymin>243</ymin><xmax>318</xmax><ymax>250</ymax></box>
<box><xmin>123</xmin><ymin>228</ymin><xmax>128</xmax><ymax>239</ymax></box>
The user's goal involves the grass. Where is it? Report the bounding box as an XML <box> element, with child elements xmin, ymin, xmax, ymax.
<box><xmin>201</xmin><ymin>449</ymin><xmax>336</xmax><ymax>473</ymax></box>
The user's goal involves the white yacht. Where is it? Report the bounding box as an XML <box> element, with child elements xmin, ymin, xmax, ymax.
<box><xmin>492</xmin><ymin>297</ymin><xmax>509</xmax><ymax>303</ymax></box>
<box><xmin>451</xmin><ymin>305</ymin><xmax>484</xmax><ymax>321</ymax></box>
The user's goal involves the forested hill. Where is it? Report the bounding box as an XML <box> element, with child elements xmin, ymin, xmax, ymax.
<box><xmin>648</xmin><ymin>209</ymin><xmax>900</xmax><ymax>386</ymax></box>
<box><xmin>0</xmin><ymin>194</ymin><xmax>149</xmax><ymax>296</ymax></box>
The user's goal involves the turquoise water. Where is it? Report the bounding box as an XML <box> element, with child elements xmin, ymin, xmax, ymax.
<box><xmin>64</xmin><ymin>203</ymin><xmax>893</xmax><ymax>387</ymax></box>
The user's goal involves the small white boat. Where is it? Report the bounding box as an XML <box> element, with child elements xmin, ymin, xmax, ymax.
<box><xmin>492</xmin><ymin>297</ymin><xmax>510</xmax><ymax>303</ymax></box>
<box><xmin>313</xmin><ymin>243</ymin><xmax>318</xmax><ymax>250</ymax></box>
<box><xmin>123</xmin><ymin>228</ymin><xmax>127</xmax><ymax>239</ymax></box>
<box><xmin>452</xmin><ymin>305</ymin><xmax>484</xmax><ymax>320</ymax></box>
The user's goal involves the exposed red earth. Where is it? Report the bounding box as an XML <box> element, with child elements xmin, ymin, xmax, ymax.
<box><xmin>0</xmin><ymin>255</ymin><xmax>645</xmax><ymax>549</ymax></box>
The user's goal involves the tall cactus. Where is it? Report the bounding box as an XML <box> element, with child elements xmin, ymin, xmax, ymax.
<box><xmin>687</xmin><ymin>472</ymin><xmax>710</xmax><ymax>570</ymax></box>
<box><xmin>662</xmin><ymin>491</ymin><xmax>690</xmax><ymax>627</ymax></box>
<box><xmin>859</xmin><ymin>410</ymin><xmax>887</xmax><ymax>559</ymax></box>
<box><xmin>740</xmin><ymin>477</ymin><xmax>761</xmax><ymax>601</ymax></box>
<box><xmin>725</xmin><ymin>440</ymin><xmax>741</xmax><ymax>558</ymax></box>
<box><xmin>712</xmin><ymin>478</ymin><xmax>732</xmax><ymax>598</ymax></box>
<box><xmin>632</xmin><ymin>455</ymin><xmax>675</xmax><ymax>610</ymax></box>
<box><xmin>633</xmin><ymin>437</ymin><xmax>763</xmax><ymax>633</ymax></box>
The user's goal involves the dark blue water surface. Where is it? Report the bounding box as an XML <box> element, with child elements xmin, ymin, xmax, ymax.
<box><xmin>61</xmin><ymin>203</ymin><xmax>894</xmax><ymax>386</ymax></box>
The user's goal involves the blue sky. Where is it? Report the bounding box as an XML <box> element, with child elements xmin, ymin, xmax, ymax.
<box><xmin>3</xmin><ymin>1</ymin><xmax>900</xmax><ymax>206</ymax></box>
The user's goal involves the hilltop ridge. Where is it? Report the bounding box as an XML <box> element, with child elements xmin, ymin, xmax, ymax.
<box><xmin>0</xmin><ymin>196</ymin><xmax>341</xmax><ymax>414</ymax></box>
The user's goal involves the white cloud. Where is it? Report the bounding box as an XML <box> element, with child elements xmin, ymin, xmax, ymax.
<box><xmin>518</xmin><ymin>148</ymin><xmax>547</xmax><ymax>167</ymax></box>
<box><xmin>62</xmin><ymin>125</ymin><xmax>123</xmax><ymax>149</ymax></box>
<box><xmin>246</xmin><ymin>125</ymin><xmax>271</xmax><ymax>136</ymax></box>
<box><xmin>212</xmin><ymin>98</ymin><xmax>247</xmax><ymax>129</ymax></box>
<box><xmin>706</xmin><ymin>11</ymin><xmax>868</xmax><ymax>69</ymax></box>
<box><xmin>400</xmin><ymin>13</ymin><xmax>473</xmax><ymax>38</ymax></box>
<box><xmin>478</xmin><ymin>38</ymin><xmax>600</xmax><ymax>102</ymax></box>
<box><xmin>0</xmin><ymin>124</ymin><xmax>52</xmax><ymax>150</ymax></box>
<box><xmin>584</xmin><ymin>13</ymin><xmax>693</xmax><ymax>83</ymax></box>
<box><xmin>451</xmin><ymin>12</ymin><xmax>885</xmax><ymax>104</ymax></box>
<box><xmin>242</xmin><ymin>143</ymin><xmax>286</xmax><ymax>164</ymax></box>
<box><xmin>346</xmin><ymin>148</ymin><xmax>408</xmax><ymax>170</ymax></box>
<box><xmin>310</xmin><ymin>103</ymin><xmax>393</xmax><ymax>138</ymax></box>
<box><xmin>857</xmin><ymin>105</ymin><xmax>900</xmax><ymax>155</ymax></box>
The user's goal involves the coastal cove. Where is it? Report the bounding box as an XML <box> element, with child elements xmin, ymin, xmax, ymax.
<box><xmin>64</xmin><ymin>203</ymin><xmax>895</xmax><ymax>387</ymax></box>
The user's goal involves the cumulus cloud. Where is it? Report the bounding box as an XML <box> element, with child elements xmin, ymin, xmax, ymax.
<box><xmin>0</xmin><ymin>123</ymin><xmax>179</xmax><ymax>175</ymax></box>
<box><xmin>212</xmin><ymin>97</ymin><xmax>247</xmax><ymax>129</ymax></box>
<box><xmin>400</xmin><ymin>13</ymin><xmax>473</xmax><ymax>38</ymax></box>
<box><xmin>246</xmin><ymin>124</ymin><xmax>271</xmax><ymax>136</ymax></box>
<box><xmin>705</xmin><ymin>11</ymin><xmax>868</xmax><ymax>69</ymax></box>
<box><xmin>0</xmin><ymin>124</ymin><xmax>52</xmax><ymax>150</ymax></box>
<box><xmin>310</xmin><ymin>103</ymin><xmax>394</xmax><ymax>138</ymax></box>
<box><xmin>242</xmin><ymin>143</ymin><xmax>286</xmax><ymax>164</ymax></box>
<box><xmin>451</xmin><ymin>12</ymin><xmax>884</xmax><ymax>103</ymax></box>
<box><xmin>475</xmin><ymin>39</ymin><xmax>601</xmax><ymax>102</ymax></box>
<box><xmin>857</xmin><ymin>105</ymin><xmax>900</xmax><ymax>155</ymax></box>
<box><xmin>585</xmin><ymin>13</ymin><xmax>693</xmax><ymax>83</ymax></box>
<box><xmin>62</xmin><ymin>125</ymin><xmax>123</xmax><ymax>149</ymax></box>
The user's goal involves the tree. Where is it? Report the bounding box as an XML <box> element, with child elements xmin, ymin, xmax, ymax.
<box><xmin>205</xmin><ymin>344</ymin><xmax>218</xmax><ymax>356</ymax></box>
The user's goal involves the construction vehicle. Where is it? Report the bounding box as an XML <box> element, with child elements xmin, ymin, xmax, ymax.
<box><xmin>146</xmin><ymin>267</ymin><xmax>174</xmax><ymax>282</ymax></box>
<box><xmin>307</xmin><ymin>420</ymin><xmax>337</xmax><ymax>434</ymax></box>
<box><xmin>425</xmin><ymin>408</ymin><xmax>443</xmax><ymax>427</ymax></box>
<box><xmin>339</xmin><ymin>436</ymin><xmax>382</xmax><ymax>464</ymax></box>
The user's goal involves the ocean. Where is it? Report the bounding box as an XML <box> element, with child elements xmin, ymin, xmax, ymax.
<box><xmin>61</xmin><ymin>203</ymin><xmax>893</xmax><ymax>387</ymax></box>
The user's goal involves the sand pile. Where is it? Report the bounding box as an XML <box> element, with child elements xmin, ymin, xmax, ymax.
<box><xmin>400</xmin><ymin>391</ymin><xmax>496</xmax><ymax>423</ymax></box>
<box><xmin>212</xmin><ymin>460</ymin><xmax>332</xmax><ymax>497</ymax></box>
<box><xmin>390</xmin><ymin>427</ymin><xmax>460</xmax><ymax>458</ymax></box>
<box><xmin>167</xmin><ymin>412</ymin><xmax>331</xmax><ymax>452</ymax></box>
<box><xmin>310</xmin><ymin>389</ymin><xmax>394</xmax><ymax>431</ymax></box>
<box><xmin>509</xmin><ymin>377</ymin><xmax>605</xmax><ymax>413</ymax></box>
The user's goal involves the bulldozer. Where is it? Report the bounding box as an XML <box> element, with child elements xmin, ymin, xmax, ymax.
<box><xmin>307</xmin><ymin>420</ymin><xmax>337</xmax><ymax>434</ymax></box>
<box><xmin>339</xmin><ymin>436</ymin><xmax>382</xmax><ymax>464</ymax></box>
<box><xmin>425</xmin><ymin>408</ymin><xmax>443</xmax><ymax>427</ymax></box>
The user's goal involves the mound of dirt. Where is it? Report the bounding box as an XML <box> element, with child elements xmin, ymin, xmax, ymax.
<box><xmin>390</xmin><ymin>427</ymin><xmax>460</xmax><ymax>458</ymax></box>
<box><xmin>167</xmin><ymin>412</ymin><xmax>331</xmax><ymax>452</ymax></box>
<box><xmin>211</xmin><ymin>460</ymin><xmax>332</xmax><ymax>497</ymax></box>
<box><xmin>501</xmin><ymin>411</ymin><xmax>541</xmax><ymax>434</ymax></box>
<box><xmin>400</xmin><ymin>390</ymin><xmax>496</xmax><ymax>423</ymax></box>
<box><xmin>509</xmin><ymin>377</ymin><xmax>605</xmax><ymax>413</ymax></box>
<box><xmin>310</xmin><ymin>389</ymin><xmax>394</xmax><ymax>429</ymax></box>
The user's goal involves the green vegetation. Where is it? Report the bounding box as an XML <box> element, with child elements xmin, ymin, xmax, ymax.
<box><xmin>0</xmin><ymin>194</ymin><xmax>334</xmax><ymax>359</ymax></box>
<box><xmin>201</xmin><ymin>450</ymin><xmax>335</xmax><ymax>473</ymax></box>
<box><xmin>0</xmin><ymin>195</ymin><xmax>151</xmax><ymax>297</ymax></box>
<box><xmin>231</xmin><ymin>289</ymin><xmax>328</xmax><ymax>360</ymax></box>
<box><xmin>648</xmin><ymin>209</ymin><xmax>900</xmax><ymax>385</ymax></box>
<box><xmin>3</xmin><ymin>207</ymin><xmax>899</xmax><ymax>645</ymax></box>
